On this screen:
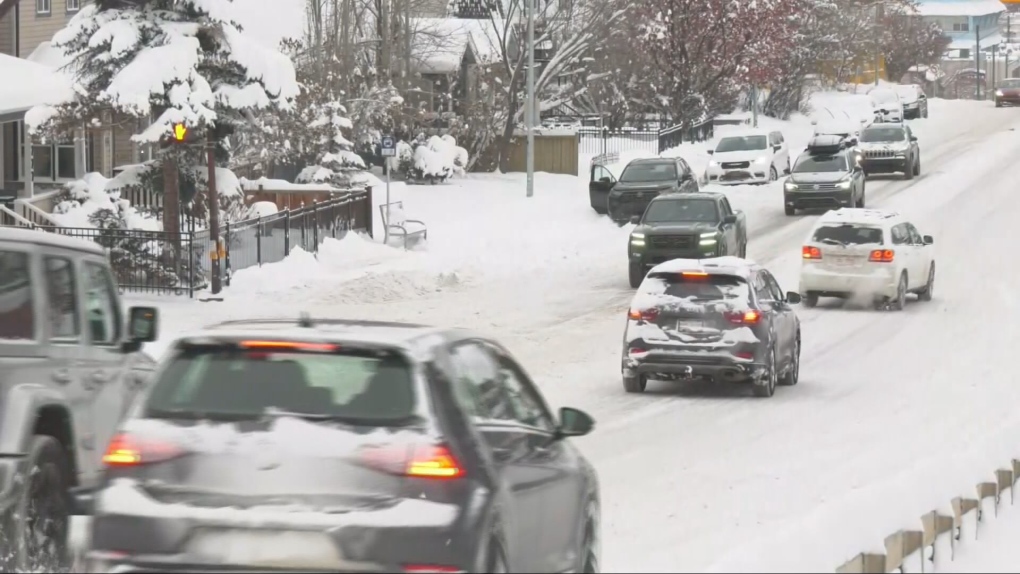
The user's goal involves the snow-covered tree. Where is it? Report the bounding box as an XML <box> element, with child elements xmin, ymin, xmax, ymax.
<box><xmin>880</xmin><ymin>3</ymin><xmax>951</xmax><ymax>81</ymax></box>
<box><xmin>26</xmin><ymin>0</ymin><xmax>299</xmax><ymax>222</ymax></box>
<box><xmin>296</xmin><ymin>99</ymin><xmax>371</xmax><ymax>188</ymax></box>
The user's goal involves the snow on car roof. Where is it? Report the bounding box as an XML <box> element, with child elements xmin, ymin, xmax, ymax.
<box><xmin>647</xmin><ymin>256</ymin><xmax>759</xmax><ymax>279</ymax></box>
<box><xmin>816</xmin><ymin>208</ymin><xmax>903</xmax><ymax>227</ymax></box>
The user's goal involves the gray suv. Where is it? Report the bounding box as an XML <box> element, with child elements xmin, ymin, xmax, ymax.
<box><xmin>0</xmin><ymin>226</ymin><xmax>159</xmax><ymax>571</ymax></box>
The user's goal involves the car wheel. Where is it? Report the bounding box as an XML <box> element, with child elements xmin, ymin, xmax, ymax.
<box><xmin>904</xmin><ymin>161</ymin><xmax>914</xmax><ymax>180</ymax></box>
<box><xmin>769</xmin><ymin>166</ymin><xmax>778</xmax><ymax>182</ymax></box>
<box><xmin>785</xmin><ymin>160</ymin><xmax>791</xmax><ymax>175</ymax></box>
<box><xmin>623</xmin><ymin>374</ymin><xmax>647</xmax><ymax>393</ymax></box>
<box><xmin>784</xmin><ymin>205</ymin><xmax>796</xmax><ymax>216</ymax></box>
<box><xmin>914</xmin><ymin>158</ymin><xmax>920</xmax><ymax>176</ymax></box>
<box><xmin>488</xmin><ymin>540</ymin><xmax>509</xmax><ymax>573</ymax></box>
<box><xmin>890</xmin><ymin>273</ymin><xmax>908</xmax><ymax>311</ymax></box>
<box><xmin>779</xmin><ymin>336</ymin><xmax>800</xmax><ymax>386</ymax></box>
<box><xmin>4</xmin><ymin>436</ymin><xmax>71</xmax><ymax>573</ymax></box>
<box><xmin>919</xmin><ymin>263</ymin><xmax>935</xmax><ymax>302</ymax></box>
<box><xmin>753</xmin><ymin>346</ymin><xmax>777</xmax><ymax>397</ymax></box>
<box><xmin>803</xmin><ymin>292</ymin><xmax>818</xmax><ymax>308</ymax></box>
<box><xmin>580</xmin><ymin>501</ymin><xmax>601</xmax><ymax>573</ymax></box>
<box><xmin>628</xmin><ymin>263</ymin><xmax>645</xmax><ymax>289</ymax></box>
<box><xmin>739</xmin><ymin>241</ymin><xmax>747</xmax><ymax>258</ymax></box>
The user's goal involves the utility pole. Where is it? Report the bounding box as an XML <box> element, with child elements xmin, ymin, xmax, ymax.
<box><xmin>875</xmin><ymin>3</ymin><xmax>884</xmax><ymax>86</ymax></box>
<box><xmin>525</xmin><ymin>0</ymin><xmax>536</xmax><ymax>198</ymax></box>
<box><xmin>1007</xmin><ymin>14</ymin><xmax>1013</xmax><ymax>80</ymax></box>
<box><xmin>751</xmin><ymin>85</ymin><xmax>758</xmax><ymax>127</ymax></box>
<box><xmin>207</xmin><ymin>131</ymin><xmax>222</xmax><ymax>295</ymax></box>
<box><xmin>976</xmin><ymin>25</ymin><xmax>981</xmax><ymax>100</ymax></box>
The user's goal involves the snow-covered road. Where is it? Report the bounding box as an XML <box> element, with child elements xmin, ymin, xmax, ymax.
<box><xmin>117</xmin><ymin>98</ymin><xmax>1020</xmax><ymax>572</ymax></box>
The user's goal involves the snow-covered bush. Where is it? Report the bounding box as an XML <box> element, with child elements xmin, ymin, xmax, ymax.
<box><xmin>295</xmin><ymin>100</ymin><xmax>371</xmax><ymax>189</ymax></box>
<box><xmin>400</xmin><ymin>134</ymin><xmax>471</xmax><ymax>184</ymax></box>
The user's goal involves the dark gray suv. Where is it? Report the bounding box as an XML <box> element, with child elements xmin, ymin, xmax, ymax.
<box><xmin>83</xmin><ymin>317</ymin><xmax>601</xmax><ymax>574</ymax></box>
<box><xmin>0</xmin><ymin>226</ymin><xmax>159</xmax><ymax>572</ymax></box>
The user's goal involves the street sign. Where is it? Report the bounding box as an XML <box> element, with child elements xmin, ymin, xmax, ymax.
<box><xmin>381</xmin><ymin>135</ymin><xmax>396</xmax><ymax>157</ymax></box>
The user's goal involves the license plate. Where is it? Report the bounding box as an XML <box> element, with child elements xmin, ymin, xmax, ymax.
<box><xmin>831</xmin><ymin>255</ymin><xmax>858</xmax><ymax>266</ymax></box>
<box><xmin>677</xmin><ymin>319</ymin><xmax>705</xmax><ymax>329</ymax></box>
<box><xmin>187</xmin><ymin>529</ymin><xmax>342</xmax><ymax>568</ymax></box>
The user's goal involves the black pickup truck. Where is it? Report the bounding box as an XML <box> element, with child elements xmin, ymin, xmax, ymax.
<box><xmin>627</xmin><ymin>192</ymin><xmax>748</xmax><ymax>288</ymax></box>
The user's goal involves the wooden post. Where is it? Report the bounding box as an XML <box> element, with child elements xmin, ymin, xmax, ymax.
<box><xmin>207</xmin><ymin>132</ymin><xmax>222</xmax><ymax>295</ymax></box>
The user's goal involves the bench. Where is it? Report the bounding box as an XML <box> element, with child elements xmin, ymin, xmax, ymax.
<box><xmin>380</xmin><ymin>201</ymin><xmax>427</xmax><ymax>249</ymax></box>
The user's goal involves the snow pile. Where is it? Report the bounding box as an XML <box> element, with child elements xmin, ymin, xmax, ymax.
<box><xmin>51</xmin><ymin>172</ymin><xmax>159</xmax><ymax>230</ymax></box>
<box><xmin>401</xmin><ymin>135</ymin><xmax>470</xmax><ymax>183</ymax></box>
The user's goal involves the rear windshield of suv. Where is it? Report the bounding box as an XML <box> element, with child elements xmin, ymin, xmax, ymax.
<box><xmin>145</xmin><ymin>344</ymin><xmax>416</xmax><ymax>423</ymax></box>
<box><xmin>812</xmin><ymin>224</ymin><xmax>884</xmax><ymax>246</ymax></box>
<box><xmin>0</xmin><ymin>249</ymin><xmax>35</xmax><ymax>341</ymax></box>
<box><xmin>642</xmin><ymin>272</ymin><xmax>749</xmax><ymax>303</ymax></box>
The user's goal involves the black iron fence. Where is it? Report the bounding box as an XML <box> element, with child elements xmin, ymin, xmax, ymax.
<box><xmin>577</xmin><ymin>117</ymin><xmax>716</xmax><ymax>156</ymax></box>
<box><xmin>16</xmin><ymin>188</ymin><xmax>373</xmax><ymax>297</ymax></box>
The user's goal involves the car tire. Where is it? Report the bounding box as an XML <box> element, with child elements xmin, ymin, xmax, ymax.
<box><xmin>739</xmin><ymin>241</ymin><xmax>747</xmax><ymax>258</ymax></box>
<box><xmin>784</xmin><ymin>205</ymin><xmax>796</xmax><ymax>216</ymax></box>
<box><xmin>779</xmin><ymin>336</ymin><xmax>800</xmax><ymax>386</ymax></box>
<box><xmin>904</xmin><ymin>161</ymin><xmax>914</xmax><ymax>180</ymax></box>
<box><xmin>628</xmin><ymin>263</ymin><xmax>645</xmax><ymax>289</ymax></box>
<box><xmin>487</xmin><ymin>539</ymin><xmax>509</xmax><ymax>573</ymax></box>
<box><xmin>753</xmin><ymin>346</ymin><xmax>777</xmax><ymax>398</ymax></box>
<box><xmin>1</xmin><ymin>436</ymin><xmax>71</xmax><ymax>573</ymax></box>
<box><xmin>769</xmin><ymin>166</ymin><xmax>778</xmax><ymax>182</ymax></box>
<box><xmin>785</xmin><ymin>160</ymin><xmax>791</xmax><ymax>175</ymax></box>
<box><xmin>918</xmin><ymin>263</ymin><xmax>935</xmax><ymax>302</ymax></box>
<box><xmin>914</xmin><ymin>158</ymin><xmax>920</xmax><ymax>176</ymax></box>
<box><xmin>623</xmin><ymin>374</ymin><xmax>647</xmax><ymax>393</ymax></box>
<box><xmin>890</xmin><ymin>273</ymin><xmax>908</xmax><ymax>311</ymax></box>
<box><xmin>579</xmin><ymin>500</ymin><xmax>601</xmax><ymax>573</ymax></box>
<box><xmin>802</xmin><ymin>292</ymin><xmax>818</xmax><ymax>308</ymax></box>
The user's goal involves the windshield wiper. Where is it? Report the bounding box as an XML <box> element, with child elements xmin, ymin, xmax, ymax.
<box><xmin>819</xmin><ymin>238</ymin><xmax>846</xmax><ymax>246</ymax></box>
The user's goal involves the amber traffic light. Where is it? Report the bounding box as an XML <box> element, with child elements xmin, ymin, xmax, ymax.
<box><xmin>172</xmin><ymin>123</ymin><xmax>187</xmax><ymax>142</ymax></box>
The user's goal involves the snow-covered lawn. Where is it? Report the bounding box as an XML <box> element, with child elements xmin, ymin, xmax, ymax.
<box><xmin>91</xmin><ymin>92</ymin><xmax>1020</xmax><ymax>572</ymax></box>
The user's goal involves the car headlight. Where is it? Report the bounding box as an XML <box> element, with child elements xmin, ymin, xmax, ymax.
<box><xmin>753</xmin><ymin>156</ymin><xmax>769</xmax><ymax>165</ymax></box>
<box><xmin>784</xmin><ymin>181</ymin><xmax>797</xmax><ymax>191</ymax></box>
<box><xmin>708</xmin><ymin>160</ymin><xmax>719</xmax><ymax>167</ymax></box>
<box><xmin>838</xmin><ymin>180</ymin><xmax>852</xmax><ymax>190</ymax></box>
<box><xmin>996</xmin><ymin>89</ymin><xmax>1004</xmax><ymax>97</ymax></box>
<box><xmin>699</xmin><ymin>232</ymin><xmax>718</xmax><ymax>246</ymax></box>
<box><xmin>630</xmin><ymin>233</ymin><xmax>645</xmax><ymax>247</ymax></box>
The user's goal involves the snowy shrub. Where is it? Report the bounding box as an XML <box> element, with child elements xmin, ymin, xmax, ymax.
<box><xmin>295</xmin><ymin>100</ymin><xmax>371</xmax><ymax>189</ymax></box>
<box><xmin>401</xmin><ymin>135</ymin><xmax>471</xmax><ymax>184</ymax></box>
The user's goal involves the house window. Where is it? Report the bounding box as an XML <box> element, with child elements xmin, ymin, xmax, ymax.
<box><xmin>67</xmin><ymin>0</ymin><xmax>80</xmax><ymax>11</ymax></box>
<box><xmin>953</xmin><ymin>22</ymin><xmax>969</xmax><ymax>32</ymax></box>
<box><xmin>36</xmin><ymin>0</ymin><xmax>51</xmax><ymax>14</ymax></box>
<box><xmin>29</xmin><ymin>135</ymin><xmax>78</xmax><ymax>180</ymax></box>
<box><xmin>959</xmin><ymin>48</ymin><xmax>971</xmax><ymax>59</ymax></box>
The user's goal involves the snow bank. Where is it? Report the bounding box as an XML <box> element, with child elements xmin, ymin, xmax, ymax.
<box><xmin>51</xmin><ymin>172</ymin><xmax>160</xmax><ymax>230</ymax></box>
<box><xmin>402</xmin><ymin>135</ymin><xmax>470</xmax><ymax>183</ymax></box>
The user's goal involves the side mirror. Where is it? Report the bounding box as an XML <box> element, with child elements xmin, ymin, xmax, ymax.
<box><xmin>598</xmin><ymin>176</ymin><xmax>611</xmax><ymax>184</ymax></box>
<box><xmin>909</xmin><ymin>136</ymin><xmax>918</xmax><ymax>142</ymax></box>
<box><xmin>918</xmin><ymin>94</ymin><xmax>927</xmax><ymax>100</ymax></box>
<box><xmin>722</xmin><ymin>214</ymin><xmax>738</xmax><ymax>224</ymax></box>
<box><xmin>706</xmin><ymin>149</ymin><xmax>714</xmax><ymax>155</ymax></box>
<box><xmin>123</xmin><ymin>306</ymin><xmax>158</xmax><ymax>353</ymax></box>
<box><xmin>772</xmin><ymin>144</ymin><xmax>781</xmax><ymax>151</ymax></box>
<box><xmin>557</xmin><ymin>407</ymin><xmax>594</xmax><ymax>438</ymax></box>
<box><xmin>629</xmin><ymin>215</ymin><xmax>640</xmax><ymax>225</ymax></box>
<box><xmin>785</xmin><ymin>291</ymin><xmax>802</xmax><ymax>304</ymax></box>
<box><xmin>848</xmin><ymin>138</ymin><xmax>858</xmax><ymax>146</ymax></box>
<box><xmin>923</xmin><ymin>235</ymin><xmax>934</xmax><ymax>245</ymax></box>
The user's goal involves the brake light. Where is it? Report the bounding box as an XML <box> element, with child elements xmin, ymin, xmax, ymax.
<box><xmin>724</xmin><ymin>310</ymin><xmax>761</xmax><ymax>324</ymax></box>
<box><xmin>734</xmin><ymin>351</ymin><xmax>754</xmax><ymax>360</ymax></box>
<box><xmin>359</xmin><ymin>443</ymin><xmax>464</xmax><ymax>479</ymax></box>
<box><xmin>802</xmin><ymin>246</ymin><xmax>822</xmax><ymax>259</ymax></box>
<box><xmin>869</xmin><ymin>249</ymin><xmax>894</xmax><ymax>262</ymax></box>
<box><xmin>402</xmin><ymin>566</ymin><xmax>465</xmax><ymax>574</ymax></box>
<box><xmin>628</xmin><ymin>308</ymin><xmax>659</xmax><ymax>322</ymax></box>
<box><xmin>238</xmin><ymin>340</ymin><xmax>338</xmax><ymax>352</ymax></box>
<box><xmin>681</xmin><ymin>271</ymin><xmax>709</xmax><ymax>278</ymax></box>
<box><xmin>102</xmin><ymin>433</ymin><xmax>185</xmax><ymax>467</ymax></box>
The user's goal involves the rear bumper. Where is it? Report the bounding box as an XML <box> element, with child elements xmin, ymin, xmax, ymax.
<box><xmin>784</xmin><ymin>190</ymin><xmax>853</xmax><ymax>210</ymax></box>
<box><xmin>996</xmin><ymin>96</ymin><xmax>1020</xmax><ymax>106</ymax></box>
<box><xmin>623</xmin><ymin>351</ymin><xmax>765</xmax><ymax>383</ymax></box>
<box><xmin>800</xmin><ymin>268</ymin><xmax>898</xmax><ymax>299</ymax></box>
<box><xmin>88</xmin><ymin>482</ymin><xmax>482</xmax><ymax>574</ymax></box>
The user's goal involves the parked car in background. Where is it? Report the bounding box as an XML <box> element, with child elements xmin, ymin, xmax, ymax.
<box><xmin>0</xmin><ymin>227</ymin><xmax>159</xmax><ymax>572</ymax></box>
<box><xmin>868</xmin><ymin>88</ymin><xmax>905</xmax><ymax>123</ymax></box>
<box><xmin>704</xmin><ymin>129</ymin><xmax>790</xmax><ymax>184</ymax></box>
<box><xmin>893</xmin><ymin>84</ymin><xmax>928</xmax><ymax>119</ymax></box>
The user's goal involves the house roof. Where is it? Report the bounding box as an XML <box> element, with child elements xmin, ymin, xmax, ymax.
<box><xmin>915</xmin><ymin>0</ymin><xmax>1006</xmax><ymax>17</ymax></box>
<box><xmin>0</xmin><ymin>52</ymin><xmax>74</xmax><ymax>122</ymax></box>
<box><xmin>412</xmin><ymin>18</ymin><xmax>503</xmax><ymax>74</ymax></box>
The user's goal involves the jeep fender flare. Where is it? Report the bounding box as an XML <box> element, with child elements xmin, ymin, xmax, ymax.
<box><xmin>0</xmin><ymin>383</ymin><xmax>74</xmax><ymax>458</ymax></box>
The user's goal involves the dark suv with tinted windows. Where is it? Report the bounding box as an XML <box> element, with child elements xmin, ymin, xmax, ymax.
<box><xmin>0</xmin><ymin>226</ymin><xmax>159</xmax><ymax>572</ymax></box>
<box><xmin>83</xmin><ymin>317</ymin><xmax>601</xmax><ymax>574</ymax></box>
<box><xmin>607</xmin><ymin>157</ymin><xmax>699</xmax><ymax>223</ymax></box>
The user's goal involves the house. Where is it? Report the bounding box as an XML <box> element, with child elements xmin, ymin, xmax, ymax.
<box><xmin>914</xmin><ymin>0</ymin><xmax>1005</xmax><ymax>59</ymax></box>
<box><xmin>1</xmin><ymin>0</ymin><xmax>148</xmax><ymax>210</ymax></box>
<box><xmin>409</xmin><ymin>17</ymin><xmax>504</xmax><ymax>115</ymax></box>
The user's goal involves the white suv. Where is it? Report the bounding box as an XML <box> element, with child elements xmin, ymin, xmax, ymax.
<box><xmin>869</xmin><ymin>88</ymin><xmax>905</xmax><ymax>123</ymax></box>
<box><xmin>705</xmin><ymin>129</ymin><xmax>790</xmax><ymax>184</ymax></box>
<box><xmin>798</xmin><ymin>208</ymin><xmax>935</xmax><ymax>310</ymax></box>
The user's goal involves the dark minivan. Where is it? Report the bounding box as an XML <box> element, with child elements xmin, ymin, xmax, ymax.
<box><xmin>85</xmin><ymin>318</ymin><xmax>601</xmax><ymax>574</ymax></box>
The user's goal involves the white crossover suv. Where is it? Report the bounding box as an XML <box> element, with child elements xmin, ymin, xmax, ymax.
<box><xmin>798</xmin><ymin>208</ymin><xmax>935</xmax><ymax>310</ymax></box>
<box><xmin>705</xmin><ymin>129</ymin><xmax>790</xmax><ymax>184</ymax></box>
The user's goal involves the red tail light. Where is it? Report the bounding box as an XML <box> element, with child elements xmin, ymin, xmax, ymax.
<box><xmin>724</xmin><ymin>310</ymin><xmax>761</xmax><ymax>324</ymax></box>
<box><xmin>239</xmin><ymin>340</ymin><xmax>338</xmax><ymax>352</ymax></box>
<box><xmin>628</xmin><ymin>308</ymin><xmax>659</xmax><ymax>322</ymax></box>
<box><xmin>734</xmin><ymin>351</ymin><xmax>754</xmax><ymax>360</ymax></box>
<box><xmin>868</xmin><ymin>249</ymin><xmax>894</xmax><ymax>262</ymax></box>
<box><xmin>102</xmin><ymin>433</ymin><xmax>185</xmax><ymax>467</ymax></box>
<box><xmin>402</xmin><ymin>566</ymin><xmax>465</xmax><ymax>574</ymax></box>
<box><xmin>802</xmin><ymin>246</ymin><xmax>822</xmax><ymax>259</ymax></box>
<box><xmin>359</xmin><ymin>443</ymin><xmax>464</xmax><ymax>479</ymax></box>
